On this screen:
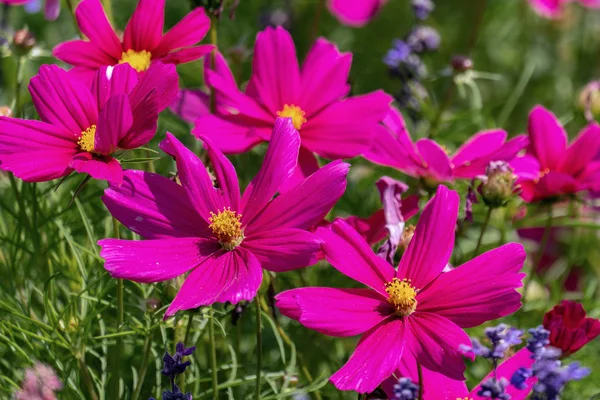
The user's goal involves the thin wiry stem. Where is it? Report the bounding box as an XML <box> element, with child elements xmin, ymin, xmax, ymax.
<box><xmin>474</xmin><ymin>207</ymin><xmax>493</xmax><ymax>256</ymax></box>
<box><xmin>208</xmin><ymin>307</ymin><xmax>219</xmax><ymax>399</ymax></box>
<box><xmin>255</xmin><ymin>297</ymin><xmax>263</xmax><ymax>400</ymax></box>
<box><xmin>131</xmin><ymin>332</ymin><xmax>153</xmax><ymax>400</ymax></box>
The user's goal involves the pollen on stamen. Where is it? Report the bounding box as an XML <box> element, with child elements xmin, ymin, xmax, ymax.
<box><xmin>276</xmin><ymin>104</ymin><xmax>307</xmax><ymax>130</ymax></box>
<box><xmin>385</xmin><ymin>277</ymin><xmax>418</xmax><ymax>317</ymax></box>
<box><xmin>209</xmin><ymin>207</ymin><xmax>243</xmax><ymax>250</ymax></box>
<box><xmin>119</xmin><ymin>49</ymin><xmax>152</xmax><ymax>73</ymax></box>
<box><xmin>78</xmin><ymin>125</ymin><xmax>97</xmax><ymax>153</ymax></box>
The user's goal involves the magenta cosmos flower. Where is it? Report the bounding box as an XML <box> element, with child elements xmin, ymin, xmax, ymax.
<box><xmin>327</xmin><ymin>0</ymin><xmax>387</xmax><ymax>27</ymax></box>
<box><xmin>0</xmin><ymin>62</ymin><xmax>178</xmax><ymax>185</ymax></box>
<box><xmin>519</xmin><ymin>105</ymin><xmax>600</xmax><ymax>202</ymax></box>
<box><xmin>0</xmin><ymin>0</ymin><xmax>59</xmax><ymax>20</ymax></box>
<box><xmin>275</xmin><ymin>185</ymin><xmax>526</xmax><ymax>393</ymax></box>
<box><xmin>192</xmin><ymin>26</ymin><xmax>391</xmax><ymax>185</ymax></box>
<box><xmin>529</xmin><ymin>0</ymin><xmax>600</xmax><ymax>19</ymax></box>
<box><xmin>365</xmin><ymin>107</ymin><xmax>538</xmax><ymax>188</ymax></box>
<box><xmin>53</xmin><ymin>0</ymin><xmax>212</xmax><ymax>81</ymax></box>
<box><xmin>99</xmin><ymin>118</ymin><xmax>349</xmax><ymax>318</ymax></box>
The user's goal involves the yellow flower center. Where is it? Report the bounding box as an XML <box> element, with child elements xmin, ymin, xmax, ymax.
<box><xmin>209</xmin><ymin>208</ymin><xmax>243</xmax><ymax>250</ymax></box>
<box><xmin>456</xmin><ymin>398</ymin><xmax>472</xmax><ymax>400</ymax></box>
<box><xmin>276</xmin><ymin>104</ymin><xmax>307</xmax><ymax>130</ymax></box>
<box><xmin>119</xmin><ymin>49</ymin><xmax>152</xmax><ymax>72</ymax></box>
<box><xmin>78</xmin><ymin>125</ymin><xmax>97</xmax><ymax>153</ymax></box>
<box><xmin>385</xmin><ymin>277</ymin><xmax>418</xmax><ymax>317</ymax></box>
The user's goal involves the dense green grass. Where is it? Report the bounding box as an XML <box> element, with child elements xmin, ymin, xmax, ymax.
<box><xmin>1</xmin><ymin>0</ymin><xmax>600</xmax><ymax>399</ymax></box>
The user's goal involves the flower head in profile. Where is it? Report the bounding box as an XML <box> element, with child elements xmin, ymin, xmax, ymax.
<box><xmin>99</xmin><ymin>118</ymin><xmax>349</xmax><ymax>318</ymax></box>
<box><xmin>0</xmin><ymin>0</ymin><xmax>59</xmax><ymax>20</ymax></box>
<box><xmin>365</xmin><ymin>107</ymin><xmax>538</xmax><ymax>190</ymax></box>
<box><xmin>543</xmin><ymin>300</ymin><xmax>600</xmax><ymax>357</ymax></box>
<box><xmin>519</xmin><ymin>105</ymin><xmax>600</xmax><ymax>202</ymax></box>
<box><xmin>15</xmin><ymin>362</ymin><xmax>62</xmax><ymax>400</ymax></box>
<box><xmin>53</xmin><ymin>0</ymin><xmax>212</xmax><ymax>81</ymax></box>
<box><xmin>529</xmin><ymin>0</ymin><xmax>600</xmax><ymax>19</ymax></box>
<box><xmin>327</xmin><ymin>0</ymin><xmax>388</xmax><ymax>27</ymax></box>
<box><xmin>189</xmin><ymin>26</ymin><xmax>391</xmax><ymax>187</ymax></box>
<box><xmin>0</xmin><ymin>62</ymin><xmax>178</xmax><ymax>185</ymax></box>
<box><xmin>276</xmin><ymin>185</ymin><xmax>526</xmax><ymax>393</ymax></box>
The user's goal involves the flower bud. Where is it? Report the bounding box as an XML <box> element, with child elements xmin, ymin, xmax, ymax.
<box><xmin>0</xmin><ymin>106</ymin><xmax>12</xmax><ymax>117</ymax></box>
<box><xmin>412</xmin><ymin>0</ymin><xmax>435</xmax><ymax>20</ymax></box>
<box><xmin>13</xmin><ymin>29</ymin><xmax>36</xmax><ymax>54</ymax></box>
<box><xmin>480</xmin><ymin>161</ymin><xmax>516</xmax><ymax>208</ymax></box>
<box><xmin>451</xmin><ymin>55</ymin><xmax>473</xmax><ymax>73</ymax></box>
<box><xmin>398</xmin><ymin>225</ymin><xmax>416</xmax><ymax>254</ymax></box>
<box><xmin>579</xmin><ymin>80</ymin><xmax>600</xmax><ymax>121</ymax></box>
<box><xmin>406</xmin><ymin>26</ymin><xmax>440</xmax><ymax>53</ymax></box>
<box><xmin>146</xmin><ymin>298</ymin><xmax>162</xmax><ymax>312</ymax></box>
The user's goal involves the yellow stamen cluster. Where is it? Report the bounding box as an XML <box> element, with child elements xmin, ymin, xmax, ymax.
<box><xmin>277</xmin><ymin>104</ymin><xmax>307</xmax><ymax>130</ymax></box>
<box><xmin>456</xmin><ymin>398</ymin><xmax>472</xmax><ymax>400</ymax></box>
<box><xmin>78</xmin><ymin>125</ymin><xmax>97</xmax><ymax>153</ymax></box>
<box><xmin>119</xmin><ymin>49</ymin><xmax>152</xmax><ymax>72</ymax></box>
<box><xmin>385</xmin><ymin>277</ymin><xmax>418</xmax><ymax>317</ymax></box>
<box><xmin>209</xmin><ymin>208</ymin><xmax>243</xmax><ymax>250</ymax></box>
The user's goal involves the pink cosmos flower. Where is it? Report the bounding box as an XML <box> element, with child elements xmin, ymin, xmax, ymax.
<box><xmin>0</xmin><ymin>0</ymin><xmax>59</xmax><ymax>20</ymax></box>
<box><xmin>529</xmin><ymin>0</ymin><xmax>600</xmax><ymax>19</ymax></box>
<box><xmin>0</xmin><ymin>62</ymin><xmax>178</xmax><ymax>185</ymax></box>
<box><xmin>275</xmin><ymin>185</ymin><xmax>526</xmax><ymax>393</ymax></box>
<box><xmin>53</xmin><ymin>0</ymin><xmax>212</xmax><ymax>82</ymax></box>
<box><xmin>99</xmin><ymin>118</ymin><xmax>349</xmax><ymax>318</ymax></box>
<box><xmin>16</xmin><ymin>362</ymin><xmax>62</xmax><ymax>400</ymax></box>
<box><xmin>327</xmin><ymin>0</ymin><xmax>387</xmax><ymax>27</ymax></box>
<box><xmin>191</xmin><ymin>26</ymin><xmax>392</xmax><ymax>186</ymax></box>
<box><xmin>519</xmin><ymin>105</ymin><xmax>600</xmax><ymax>202</ymax></box>
<box><xmin>365</xmin><ymin>107</ymin><xmax>538</xmax><ymax>188</ymax></box>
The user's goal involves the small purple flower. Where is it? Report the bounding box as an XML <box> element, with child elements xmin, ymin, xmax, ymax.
<box><xmin>406</xmin><ymin>26</ymin><xmax>441</xmax><ymax>53</ymax></box>
<box><xmin>384</xmin><ymin>40</ymin><xmax>412</xmax><ymax>69</ymax></box>
<box><xmin>526</xmin><ymin>326</ymin><xmax>551</xmax><ymax>356</ymax></box>
<box><xmin>411</xmin><ymin>0</ymin><xmax>434</xmax><ymax>20</ymax></box>
<box><xmin>393</xmin><ymin>377</ymin><xmax>419</xmax><ymax>400</ymax></box>
<box><xmin>511</xmin><ymin>367</ymin><xmax>533</xmax><ymax>390</ymax></box>
<box><xmin>162</xmin><ymin>343</ymin><xmax>196</xmax><ymax>379</ymax></box>
<box><xmin>461</xmin><ymin>324</ymin><xmax>523</xmax><ymax>361</ymax></box>
<box><xmin>477</xmin><ymin>378</ymin><xmax>511</xmax><ymax>400</ymax></box>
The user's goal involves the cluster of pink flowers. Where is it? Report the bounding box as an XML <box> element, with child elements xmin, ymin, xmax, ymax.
<box><xmin>2</xmin><ymin>0</ymin><xmax>599</xmax><ymax>398</ymax></box>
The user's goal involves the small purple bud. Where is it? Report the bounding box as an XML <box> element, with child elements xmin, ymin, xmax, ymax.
<box><xmin>406</xmin><ymin>26</ymin><xmax>440</xmax><ymax>53</ymax></box>
<box><xmin>411</xmin><ymin>0</ymin><xmax>435</xmax><ymax>20</ymax></box>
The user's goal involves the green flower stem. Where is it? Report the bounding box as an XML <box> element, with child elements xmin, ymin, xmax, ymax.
<box><xmin>474</xmin><ymin>207</ymin><xmax>493</xmax><ymax>257</ymax></box>
<box><xmin>208</xmin><ymin>307</ymin><xmax>219</xmax><ymax>399</ymax></box>
<box><xmin>131</xmin><ymin>332</ymin><xmax>153</xmax><ymax>400</ymax></box>
<box><xmin>255</xmin><ymin>297</ymin><xmax>263</xmax><ymax>400</ymax></box>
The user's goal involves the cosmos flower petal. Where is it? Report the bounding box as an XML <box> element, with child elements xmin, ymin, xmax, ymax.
<box><xmin>382</xmin><ymin>364</ymin><xmax>470</xmax><ymax>400</ymax></box>
<box><xmin>274</xmin><ymin>290</ymin><xmax>302</xmax><ymax>321</ymax></box>
<box><xmin>527</xmin><ymin>105</ymin><xmax>568</xmax><ymax>170</ymax></box>
<box><xmin>154</xmin><ymin>7</ymin><xmax>211</xmax><ymax>56</ymax></box>
<box><xmin>543</xmin><ymin>300</ymin><xmax>600</xmax><ymax>356</ymax></box>
<box><xmin>95</xmin><ymin>94</ymin><xmax>133</xmax><ymax>154</ymax></box>
<box><xmin>528</xmin><ymin>0</ymin><xmax>564</xmax><ymax>18</ymax></box>
<box><xmin>29</xmin><ymin>65</ymin><xmax>98</xmax><ymax>135</ymax></box>
<box><xmin>510</xmin><ymin>155</ymin><xmax>541</xmax><ymax>181</ymax></box>
<box><xmin>316</xmin><ymin>220</ymin><xmax>395</xmax><ymax>297</ymax></box>
<box><xmin>103</xmin><ymin>170</ymin><xmax>210</xmax><ymax>239</ymax></box>
<box><xmin>70</xmin><ymin>153</ymin><xmax>123</xmax><ymax>185</ymax></box>
<box><xmin>248</xmin><ymin>160</ymin><xmax>349</xmax><ymax>233</ymax></box>
<box><xmin>73</xmin><ymin>0</ymin><xmax>122</xmax><ymax>59</ymax></box>
<box><xmin>451</xmin><ymin>129</ymin><xmax>507</xmax><ymax>168</ymax></box>
<box><xmin>301</xmin><ymin>90</ymin><xmax>392</xmax><ymax>159</ymax></box>
<box><xmin>99</xmin><ymin>237</ymin><xmax>219</xmax><ymax>283</ymax></box>
<box><xmin>165</xmin><ymin>248</ymin><xmax>263</xmax><ymax>317</ymax></box>
<box><xmin>327</xmin><ymin>0</ymin><xmax>386</xmax><ymax>27</ymax></box>
<box><xmin>396</xmin><ymin>185</ymin><xmax>458</xmax><ymax>289</ymax></box>
<box><xmin>470</xmin><ymin>348</ymin><xmax>535</xmax><ymax>399</ymax></box>
<box><xmin>330</xmin><ymin>318</ymin><xmax>405</xmax><ymax>393</ymax></box>
<box><xmin>278</xmin><ymin>146</ymin><xmax>321</xmax><ymax>193</ymax></box>
<box><xmin>198</xmin><ymin>135</ymin><xmax>241</xmax><ymax>210</ymax></box>
<box><xmin>240</xmin><ymin>118</ymin><xmax>300</xmax><ymax>225</ymax></box>
<box><xmin>170</xmin><ymin>89</ymin><xmax>210</xmax><ymax>123</ymax></box>
<box><xmin>53</xmin><ymin>40</ymin><xmax>116</xmax><ymax>69</ymax></box>
<box><xmin>243</xmin><ymin>228</ymin><xmax>321</xmax><ymax>272</ymax></box>
<box><xmin>44</xmin><ymin>0</ymin><xmax>60</xmax><ymax>20</ymax></box>
<box><xmin>298</xmin><ymin>38</ymin><xmax>351</xmax><ymax>116</ymax></box>
<box><xmin>415</xmin><ymin>139</ymin><xmax>453</xmax><ymax>181</ymax></box>
<box><xmin>246</xmin><ymin>26</ymin><xmax>301</xmax><ymax>112</ymax></box>
<box><xmin>418</xmin><ymin>243</ymin><xmax>526</xmax><ymax>328</ymax></box>
<box><xmin>123</xmin><ymin>0</ymin><xmax>165</xmax><ymax>52</ymax></box>
<box><xmin>407</xmin><ymin>312</ymin><xmax>470</xmax><ymax>381</ymax></box>
<box><xmin>519</xmin><ymin>171</ymin><xmax>578</xmax><ymax>202</ymax></box>
<box><xmin>159</xmin><ymin>133</ymin><xmax>227</xmax><ymax>220</ymax></box>
<box><xmin>276</xmin><ymin>287</ymin><xmax>391</xmax><ymax>337</ymax></box>
<box><xmin>560</xmin><ymin>122</ymin><xmax>600</xmax><ymax>176</ymax></box>
<box><xmin>192</xmin><ymin>114</ymin><xmax>264</xmax><ymax>153</ymax></box>
<box><xmin>0</xmin><ymin>118</ymin><xmax>77</xmax><ymax>181</ymax></box>
<box><xmin>129</xmin><ymin>61</ymin><xmax>179</xmax><ymax>113</ymax></box>
<box><xmin>92</xmin><ymin>64</ymin><xmax>139</xmax><ymax>109</ymax></box>
<box><xmin>159</xmin><ymin>45</ymin><xmax>215</xmax><ymax>65</ymax></box>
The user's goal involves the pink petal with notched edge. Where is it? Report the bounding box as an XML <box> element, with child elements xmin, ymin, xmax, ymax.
<box><xmin>274</xmin><ymin>291</ymin><xmax>302</xmax><ymax>320</ymax></box>
<box><xmin>102</xmin><ymin>170</ymin><xmax>210</xmax><ymax>239</ymax></box>
<box><xmin>74</xmin><ymin>0</ymin><xmax>122</xmax><ymax>59</ymax></box>
<box><xmin>276</xmin><ymin>287</ymin><xmax>392</xmax><ymax>337</ymax></box>
<box><xmin>70</xmin><ymin>153</ymin><xmax>123</xmax><ymax>185</ymax></box>
<box><xmin>527</xmin><ymin>105</ymin><xmax>568</xmax><ymax>170</ymax></box>
<box><xmin>511</xmin><ymin>155</ymin><xmax>541</xmax><ymax>181</ymax></box>
<box><xmin>203</xmin><ymin>49</ymin><xmax>237</xmax><ymax>90</ymax></box>
<box><xmin>278</xmin><ymin>146</ymin><xmax>321</xmax><ymax>193</ymax></box>
<box><xmin>129</xmin><ymin>61</ymin><xmax>179</xmax><ymax>113</ymax></box>
<box><xmin>53</xmin><ymin>40</ymin><xmax>117</xmax><ymax>69</ymax></box>
<box><xmin>415</xmin><ymin>139</ymin><xmax>453</xmax><ymax>181</ymax></box>
<box><xmin>159</xmin><ymin>45</ymin><xmax>215</xmax><ymax>65</ymax></box>
<box><xmin>120</xmin><ymin>92</ymin><xmax>158</xmax><ymax>149</ymax></box>
<box><xmin>301</xmin><ymin>90</ymin><xmax>392</xmax><ymax>160</ymax></box>
<box><xmin>159</xmin><ymin>133</ymin><xmax>227</xmax><ymax>221</ymax></box>
<box><xmin>383</xmin><ymin>362</ymin><xmax>470</xmax><ymax>400</ymax></box>
<box><xmin>198</xmin><ymin>135</ymin><xmax>241</xmax><ymax>210</ymax></box>
<box><xmin>29</xmin><ymin>65</ymin><xmax>98</xmax><ymax>135</ymax></box>
<box><xmin>165</xmin><ymin>247</ymin><xmax>263</xmax><ymax>317</ymax></box>
<box><xmin>316</xmin><ymin>220</ymin><xmax>395</xmax><ymax>297</ymax></box>
<box><xmin>0</xmin><ymin>118</ymin><xmax>78</xmax><ymax>182</ymax></box>
<box><xmin>68</xmin><ymin>66</ymin><xmax>100</xmax><ymax>87</ymax></box>
<box><xmin>240</xmin><ymin>118</ymin><xmax>300</xmax><ymax>225</ymax></box>
<box><xmin>170</xmin><ymin>89</ymin><xmax>210</xmax><ymax>123</ymax></box>
<box><xmin>418</xmin><ymin>243</ymin><xmax>525</xmax><ymax>328</ymax></box>
<box><xmin>559</xmin><ymin>122</ymin><xmax>600</xmax><ymax>176</ymax></box>
<box><xmin>123</xmin><ymin>0</ymin><xmax>164</xmax><ymax>52</ymax></box>
<box><xmin>529</xmin><ymin>0</ymin><xmax>564</xmax><ymax>18</ymax></box>
<box><xmin>92</xmin><ymin>64</ymin><xmax>139</xmax><ymax>109</ymax></box>
<box><xmin>192</xmin><ymin>114</ymin><xmax>264</xmax><ymax>154</ymax></box>
<box><xmin>153</xmin><ymin>7</ymin><xmax>210</xmax><ymax>56</ymax></box>
<box><xmin>95</xmin><ymin>94</ymin><xmax>133</xmax><ymax>155</ymax></box>
<box><xmin>328</xmin><ymin>0</ymin><xmax>386</xmax><ymax>27</ymax></box>
<box><xmin>470</xmin><ymin>348</ymin><xmax>535</xmax><ymax>399</ymax></box>
<box><xmin>242</xmin><ymin>228</ymin><xmax>321</xmax><ymax>272</ymax></box>
<box><xmin>451</xmin><ymin>130</ymin><xmax>507</xmax><ymax>168</ymax></box>
<box><xmin>407</xmin><ymin>312</ymin><xmax>470</xmax><ymax>381</ymax></box>
<box><xmin>99</xmin><ymin>237</ymin><xmax>219</xmax><ymax>283</ymax></box>
<box><xmin>330</xmin><ymin>317</ymin><xmax>404</xmax><ymax>393</ymax></box>
<box><xmin>396</xmin><ymin>185</ymin><xmax>458</xmax><ymax>289</ymax></box>
<box><xmin>247</xmin><ymin>160</ymin><xmax>349</xmax><ymax>233</ymax></box>
<box><xmin>297</xmin><ymin>38</ymin><xmax>351</xmax><ymax>116</ymax></box>
<box><xmin>246</xmin><ymin>26</ymin><xmax>301</xmax><ymax>111</ymax></box>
